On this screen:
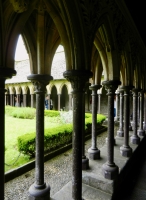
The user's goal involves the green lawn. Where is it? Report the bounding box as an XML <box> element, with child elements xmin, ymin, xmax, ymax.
<box><xmin>5</xmin><ymin>115</ymin><xmax>61</xmax><ymax>172</ymax></box>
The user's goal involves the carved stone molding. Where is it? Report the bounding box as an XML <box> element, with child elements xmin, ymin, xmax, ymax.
<box><xmin>10</xmin><ymin>0</ymin><xmax>29</xmax><ymax>13</ymax></box>
<box><xmin>27</xmin><ymin>74</ymin><xmax>53</xmax><ymax>94</ymax></box>
<box><xmin>63</xmin><ymin>70</ymin><xmax>92</xmax><ymax>92</ymax></box>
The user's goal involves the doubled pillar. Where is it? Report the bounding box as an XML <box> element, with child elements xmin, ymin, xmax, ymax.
<box><xmin>120</xmin><ymin>86</ymin><xmax>132</xmax><ymax>157</ymax></box>
<box><xmin>138</xmin><ymin>90</ymin><xmax>145</xmax><ymax>136</ymax></box>
<box><xmin>88</xmin><ymin>84</ymin><xmax>101</xmax><ymax>160</ymax></box>
<box><xmin>130</xmin><ymin>88</ymin><xmax>140</xmax><ymax>144</ymax></box>
<box><xmin>102</xmin><ymin>80</ymin><xmax>120</xmax><ymax>180</ymax></box>
<box><xmin>117</xmin><ymin>89</ymin><xmax>124</xmax><ymax>137</ymax></box>
<box><xmin>27</xmin><ymin>74</ymin><xmax>52</xmax><ymax>200</ymax></box>
<box><xmin>63</xmin><ymin>70</ymin><xmax>92</xmax><ymax>200</ymax></box>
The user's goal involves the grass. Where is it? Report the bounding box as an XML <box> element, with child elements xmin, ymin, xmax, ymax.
<box><xmin>5</xmin><ymin>115</ymin><xmax>62</xmax><ymax>172</ymax></box>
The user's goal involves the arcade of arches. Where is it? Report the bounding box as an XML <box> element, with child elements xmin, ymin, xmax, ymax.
<box><xmin>1</xmin><ymin>0</ymin><xmax>146</xmax><ymax>199</ymax></box>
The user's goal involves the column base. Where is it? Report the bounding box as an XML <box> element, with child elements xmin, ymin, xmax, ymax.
<box><xmin>138</xmin><ymin>129</ymin><xmax>145</xmax><ymax>136</ymax></box>
<box><xmin>130</xmin><ymin>135</ymin><xmax>140</xmax><ymax>144</ymax></box>
<box><xmin>120</xmin><ymin>145</ymin><xmax>132</xmax><ymax>157</ymax></box>
<box><xmin>88</xmin><ymin>147</ymin><xmax>100</xmax><ymax>160</ymax></box>
<box><xmin>82</xmin><ymin>157</ymin><xmax>89</xmax><ymax>170</ymax></box>
<box><xmin>102</xmin><ymin>163</ymin><xmax>119</xmax><ymax>180</ymax></box>
<box><xmin>117</xmin><ymin>130</ymin><xmax>124</xmax><ymax>137</ymax></box>
<box><xmin>29</xmin><ymin>183</ymin><xmax>50</xmax><ymax>200</ymax></box>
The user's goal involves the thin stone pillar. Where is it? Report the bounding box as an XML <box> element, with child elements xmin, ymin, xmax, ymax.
<box><xmin>130</xmin><ymin>88</ymin><xmax>140</xmax><ymax>144</ymax></box>
<box><xmin>102</xmin><ymin>80</ymin><xmax>120</xmax><ymax>180</ymax></box>
<box><xmin>28</xmin><ymin>74</ymin><xmax>52</xmax><ymax>200</ymax></box>
<box><xmin>58</xmin><ymin>94</ymin><xmax>61</xmax><ymax>111</ymax></box>
<box><xmin>143</xmin><ymin>92</ymin><xmax>146</xmax><ymax>130</ymax></box>
<box><xmin>23</xmin><ymin>94</ymin><xmax>27</xmax><ymax>107</ymax></box>
<box><xmin>129</xmin><ymin>91</ymin><xmax>133</xmax><ymax>131</ymax></box>
<box><xmin>117</xmin><ymin>89</ymin><xmax>124</xmax><ymax>137</ymax></box>
<box><xmin>138</xmin><ymin>90</ymin><xmax>145</xmax><ymax>136</ymax></box>
<box><xmin>47</xmin><ymin>94</ymin><xmax>51</xmax><ymax>110</ymax></box>
<box><xmin>82</xmin><ymin>88</ymin><xmax>89</xmax><ymax>170</ymax></box>
<box><xmin>0</xmin><ymin>68</ymin><xmax>16</xmax><ymax>200</ymax></box>
<box><xmin>120</xmin><ymin>86</ymin><xmax>132</xmax><ymax>157</ymax></box>
<box><xmin>69</xmin><ymin>93</ymin><xmax>72</xmax><ymax>110</ymax></box>
<box><xmin>115</xmin><ymin>91</ymin><xmax>120</xmax><ymax>121</ymax></box>
<box><xmin>98</xmin><ymin>93</ymin><xmax>101</xmax><ymax>114</ymax></box>
<box><xmin>88</xmin><ymin>84</ymin><xmax>101</xmax><ymax>160</ymax></box>
<box><xmin>31</xmin><ymin>94</ymin><xmax>35</xmax><ymax>108</ymax></box>
<box><xmin>5</xmin><ymin>94</ymin><xmax>9</xmax><ymax>105</ymax></box>
<box><xmin>16</xmin><ymin>94</ymin><xmax>21</xmax><ymax>107</ymax></box>
<box><xmin>63</xmin><ymin>69</ymin><xmax>92</xmax><ymax>200</ymax></box>
<box><xmin>10</xmin><ymin>94</ymin><xmax>14</xmax><ymax>106</ymax></box>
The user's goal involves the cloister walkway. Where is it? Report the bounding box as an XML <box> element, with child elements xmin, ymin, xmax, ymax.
<box><xmin>5</xmin><ymin>128</ymin><xmax>146</xmax><ymax>200</ymax></box>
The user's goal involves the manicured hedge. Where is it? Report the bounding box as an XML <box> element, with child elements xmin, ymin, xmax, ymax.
<box><xmin>44</xmin><ymin>110</ymin><xmax>60</xmax><ymax>117</ymax></box>
<box><xmin>17</xmin><ymin>114</ymin><xmax>106</xmax><ymax>158</ymax></box>
<box><xmin>5</xmin><ymin>106</ymin><xmax>36</xmax><ymax>119</ymax></box>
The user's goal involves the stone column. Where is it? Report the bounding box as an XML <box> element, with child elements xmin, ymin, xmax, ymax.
<box><xmin>16</xmin><ymin>94</ymin><xmax>21</xmax><ymax>107</ymax></box>
<box><xmin>0</xmin><ymin>68</ymin><xmax>16</xmax><ymax>200</ymax></box>
<box><xmin>23</xmin><ymin>94</ymin><xmax>27</xmax><ymax>107</ymax></box>
<box><xmin>27</xmin><ymin>74</ymin><xmax>52</xmax><ymax>200</ymax></box>
<box><xmin>5</xmin><ymin>94</ymin><xmax>9</xmax><ymax>105</ymax></box>
<box><xmin>63</xmin><ymin>70</ymin><xmax>92</xmax><ymax>200</ymax></box>
<box><xmin>82</xmin><ymin>89</ymin><xmax>89</xmax><ymax>170</ymax></box>
<box><xmin>69</xmin><ymin>93</ymin><xmax>72</xmax><ymax>110</ymax></box>
<box><xmin>138</xmin><ymin>90</ymin><xmax>145</xmax><ymax>136</ymax></box>
<box><xmin>88</xmin><ymin>84</ymin><xmax>101</xmax><ymax>160</ymax></box>
<box><xmin>47</xmin><ymin>94</ymin><xmax>51</xmax><ymax>110</ymax></box>
<box><xmin>115</xmin><ymin>91</ymin><xmax>119</xmax><ymax>121</ymax></box>
<box><xmin>98</xmin><ymin>93</ymin><xmax>101</xmax><ymax>114</ymax></box>
<box><xmin>10</xmin><ymin>94</ymin><xmax>14</xmax><ymax>106</ymax></box>
<box><xmin>58</xmin><ymin>94</ymin><xmax>61</xmax><ymax>111</ymax></box>
<box><xmin>120</xmin><ymin>86</ymin><xmax>132</xmax><ymax>157</ymax></box>
<box><xmin>102</xmin><ymin>80</ymin><xmax>120</xmax><ymax>180</ymax></box>
<box><xmin>143</xmin><ymin>93</ymin><xmax>146</xmax><ymax>130</ymax></box>
<box><xmin>129</xmin><ymin>91</ymin><xmax>133</xmax><ymax>131</ymax></box>
<box><xmin>117</xmin><ymin>89</ymin><xmax>124</xmax><ymax>137</ymax></box>
<box><xmin>130</xmin><ymin>88</ymin><xmax>140</xmax><ymax>144</ymax></box>
<box><xmin>31</xmin><ymin>94</ymin><xmax>35</xmax><ymax>108</ymax></box>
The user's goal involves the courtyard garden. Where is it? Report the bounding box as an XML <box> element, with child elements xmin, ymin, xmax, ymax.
<box><xmin>5</xmin><ymin>106</ymin><xmax>106</xmax><ymax>172</ymax></box>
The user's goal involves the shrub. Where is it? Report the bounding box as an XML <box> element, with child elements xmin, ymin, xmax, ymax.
<box><xmin>17</xmin><ymin>113</ymin><xmax>106</xmax><ymax>158</ymax></box>
<box><xmin>59</xmin><ymin>110</ymin><xmax>73</xmax><ymax>124</ymax></box>
<box><xmin>44</xmin><ymin>110</ymin><xmax>60</xmax><ymax>117</ymax></box>
<box><xmin>5</xmin><ymin>106</ymin><xmax>15</xmax><ymax>115</ymax></box>
<box><xmin>17</xmin><ymin>124</ymin><xmax>73</xmax><ymax>157</ymax></box>
<box><xmin>5</xmin><ymin>106</ymin><xmax>36</xmax><ymax>119</ymax></box>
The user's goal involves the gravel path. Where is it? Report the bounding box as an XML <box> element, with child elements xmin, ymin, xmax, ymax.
<box><xmin>5</xmin><ymin>131</ymin><xmax>108</xmax><ymax>200</ymax></box>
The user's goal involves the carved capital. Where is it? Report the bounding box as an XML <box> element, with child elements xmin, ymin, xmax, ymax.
<box><xmin>89</xmin><ymin>84</ymin><xmax>102</xmax><ymax>91</ymax></box>
<box><xmin>102</xmin><ymin>80</ymin><xmax>121</xmax><ymax>94</ymax></box>
<box><xmin>10</xmin><ymin>0</ymin><xmax>29</xmax><ymax>13</ymax></box>
<box><xmin>35</xmin><ymin>0</ymin><xmax>46</xmax><ymax>14</ymax></box>
<box><xmin>27</xmin><ymin>74</ymin><xmax>53</xmax><ymax>94</ymax></box>
<box><xmin>63</xmin><ymin>70</ymin><xmax>92</xmax><ymax>93</ymax></box>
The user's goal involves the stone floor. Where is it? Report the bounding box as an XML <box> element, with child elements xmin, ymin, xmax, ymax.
<box><xmin>5</xmin><ymin>125</ymin><xmax>146</xmax><ymax>200</ymax></box>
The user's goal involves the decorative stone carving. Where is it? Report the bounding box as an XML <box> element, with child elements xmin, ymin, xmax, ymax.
<box><xmin>79</xmin><ymin>0</ymin><xmax>105</xmax><ymax>42</ymax></box>
<box><xmin>10</xmin><ymin>0</ymin><xmax>29</xmax><ymax>13</ymax></box>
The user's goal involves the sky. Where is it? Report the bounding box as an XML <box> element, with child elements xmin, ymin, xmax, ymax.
<box><xmin>15</xmin><ymin>35</ymin><xmax>29</xmax><ymax>61</ymax></box>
